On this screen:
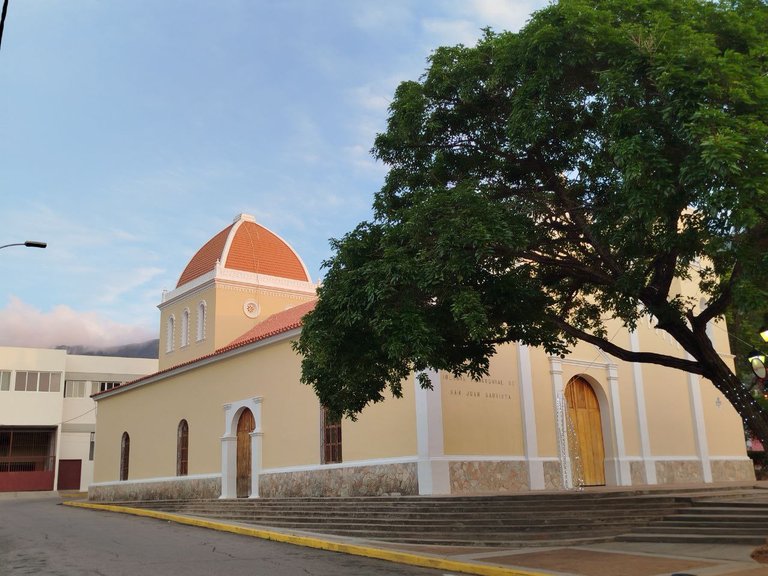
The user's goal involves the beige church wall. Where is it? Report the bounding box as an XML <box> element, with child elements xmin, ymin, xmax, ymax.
<box><xmin>94</xmin><ymin>337</ymin><xmax>322</xmax><ymax>484</ymax></box>
<box><xmin>257</xmin><ymin>344</ymin><xmax>326</xmax><ymax>470</ymax></box>
<box><xmin>641</xmin><ymin>364</ymin><xmax>699</xmax><ymax>464</ymax></box>
<box><xmin>342</xmin><ymin>383</ymin><xmax>418</xmax><ymax>462</ymax></box>
<box><xmin>159</xmin><ymin>283</ymin><xmax>218</xmax><ymax>370</ymax></box>
<box><xmin>441</xmin><ymin>344</ymin><xmax>524</xmax><ymax>457</ymax></box>
<box><xmin>528</xmin><ymin>346</ymin><xmax>558</xmax><ymax>459</ymax></box>
<box><xmin>211</xmin><ymin>283</ymin><xmax>315</xmax><ymax>350</ymax></box>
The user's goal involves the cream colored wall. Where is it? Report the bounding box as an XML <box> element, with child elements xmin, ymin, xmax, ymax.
<box><xmin>159</xmin><ymin>284</ymin><xmax>217</xmax><ymax>370</ymax></box>
<box><xmin>441</xmin><ymin>344</ymin><xmax>525</xmax><ymax>456</ymax></box>
<box><xmin>0</xmin><ymin>347</ymin><xmax>67</xmax><ymax>426</ymax></box>
<box><xmin>158</xmin><ymin>281</ymin><xmax>316</xmax><ymax>371</ymax></box>
<box><xmin>211</xmin><ymin>284</ymin><xmax>315</xmax><ymax>348</ymax></box>
<box><xmin>529</xmin><ymin>346</ymin><xmax>558</xmax><ymax>458</ymax></box>
<box><xmin>342</xmin><ymin>383</ymin><xmax>418</xmax><ymax>461</ymax></box>
<box><xmin>59</xmin><ymin>431</ymin><xmax>94</xmax><ymax>491</ymax></box>
<box><xmin>65</xmin><ymin>355</ymin><xmax>158</xmax><ymax>379</ymax></box>
<box><xmin>96</xmin><ymin>339</ymin><xmax>310</xmax><ymax>481</ymax></box>
<box><xmin>94</xmin><ymin>334</ymin><xmax>420</xmax><ymax>484</ymax></box>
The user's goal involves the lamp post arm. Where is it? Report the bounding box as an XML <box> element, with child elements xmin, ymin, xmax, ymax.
<box><xmin>0</xmin><ymin>241</ymin><xmax>47</xmax><ymax>250</ymax></box>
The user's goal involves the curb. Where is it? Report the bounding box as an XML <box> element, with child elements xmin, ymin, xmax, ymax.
<box><xmin>63</xmin><ymin>500</ymin><xmax>550</xmax><ymax>576</ymax></box>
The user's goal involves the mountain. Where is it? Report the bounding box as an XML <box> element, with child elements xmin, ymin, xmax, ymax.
<box><xmin>56</xmin><ymin>339</ymin><xmax>159</xmax><ymax>359</ymax></box>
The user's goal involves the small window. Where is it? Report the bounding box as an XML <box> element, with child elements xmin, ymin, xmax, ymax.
<box><xmin>120</xmin><ymin>432</ymin><xmax>130</xmax><ymax>481</ymax></box>
<box><xmin>321</xmin><ymin>407</ymin><xmax>342</xmax><ymax>464</ymax></box>
<box><xmin>177</xmin><ymin>419</ymin><xmax>189</xmax><ymax>476</ymax></box>
<box><xmin>25</xmin><ymin>372</ymin><xmax>38</xmax><ymax>392</ymax></box>
<box><xmin>166</xmin><ymin>316</ymin><xmax>175</xmax><ymax>353</ymax></box>
<box><xmin>196</xmin><ymin>301</ymin><xmax>207</xmax><ymax>342</ymax></box>
<box><xmin>96</xmin><ymin>382</ymin><xmax>120</xmax><ymax>393</ymax></box>
<box><xmin>13</xmin><ymin>371</ymin><xmax>60</xmax><ymax>393</ymax></box>
<box><xmin>65</xmin><ymin>380</ymin><xmax>88</xmax><ymax>398</ymax></box>
<box><xmin>0</xmin><ymin>371</ymin><xmax>10</xmax><ymax>391</ymax></box>
<box><xmin>89</xmin><ymin>432</ymin><xmax>95</xmax><ymax>461</ymax></box>
<box><xmin>181</xmin><ymin>309</ymin><xmax>190</xmax><ymax>347</ymax></box>
<box><xmin>50</xmin><ymin>373</ymin><xmax>61</xmax><ymax>393</ymax></box>
<box><xmin>14</xmin><ymin>371</ymin><xmax>26</xmax><ymax>391</ymax></box>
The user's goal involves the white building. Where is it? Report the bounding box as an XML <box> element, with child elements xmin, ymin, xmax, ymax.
<box><xmin>0</xmin><ymin>346</ymin><xmax>157</xmax><ymax>492</ymax></box>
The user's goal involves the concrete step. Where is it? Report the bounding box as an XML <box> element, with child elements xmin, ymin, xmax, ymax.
<box><xmin>630</xmin><ymin>525</ymin><xmax>768</xmax><ymax>536</ymax></box>
<box><xmin>111</xmin><ymin>484</ymin><xmax>768</xmax><ymax>547</ymax></box>
<box><xmin>191</xmin><ymin>514</ymin><xmax>657</xmax><ymax>531</ymax></box>
<box><xmin>152</xmin><ymin>504</ymin><xmax>679</xmax><ymax>519</ymax></box>
<box><xmin>659</xmin><ymin>516</ymin><xmax>768</xmax><ymax>525</ymax></box>
<box><xmin>618</xmin><ymin>533</ymin><xmax>768</xmax><ymax>546</ymax></box>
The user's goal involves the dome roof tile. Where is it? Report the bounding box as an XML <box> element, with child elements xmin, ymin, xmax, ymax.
<box><xmin>176</xmin><ymin>214</ymin><xmax>310</xmax><ymax>288</ymax></box>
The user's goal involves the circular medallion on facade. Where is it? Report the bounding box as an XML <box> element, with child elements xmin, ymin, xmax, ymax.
<box><xmin>243</xmin><ymin>300</ymin><xmax>261</xmax><ymax>318</ymax></box>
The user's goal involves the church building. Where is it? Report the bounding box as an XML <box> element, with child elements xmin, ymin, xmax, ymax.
<box><xmin>89</xmin><ymin>213</ymin><xmax>754</xmax><ymax>501</ymax></box>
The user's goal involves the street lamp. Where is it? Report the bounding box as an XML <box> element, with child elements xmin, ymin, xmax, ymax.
<box><xmin>0</xmin><ymin>240</ymin><xmax>47</xmax><ymax>250</ymax></box>
<box><xmin>749</xmin><ymin>349</ymin><xmax>767</xmax><ymax>380</ymax></box>
<box><xmin>760</xmin><ymin>321</ymin><xmax>768</xmax><ymax>344</ymax></box>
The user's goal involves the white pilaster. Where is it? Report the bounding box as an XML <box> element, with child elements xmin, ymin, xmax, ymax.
<box><xmin>550</xmin><ymin>356</ymin><xmax>572</xmax><ymax>489</ymax></box>
<box><xmin>518</xmin><ymin>343</ymin><xmax>544</xmax><ymax>490</ymax></box>
<box><xmin>629</xmin><ymin>330</ymin><xmax>656</xmax><ymax>484</ymax></box>
<box><xmin>606</xmin><ymin>363</ymin><xmax>631</xmax><ymax>485</ymax></box>
<box><xmin>220</xmin><ymin>435</ymin><xmax>237</xmax><ymax>499</ymax></box>
<box><xmin>688</xmin><ymin>364</ymin><xmax>713</xmax><ymax>483</ymax></box>
<box><xmin>415</xmin><ymin>370</ymin><xmax>449</xmax><ymax>494</ymax></box>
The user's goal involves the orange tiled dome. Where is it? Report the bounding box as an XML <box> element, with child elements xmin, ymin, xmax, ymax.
<box><xmin>176</xmin><ymin>214</ymin><xmax>310</xmax><ymax>287</ymax></box>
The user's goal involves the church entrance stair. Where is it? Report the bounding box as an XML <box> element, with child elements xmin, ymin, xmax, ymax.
<box><xmin>106</xmin><ymin>484</ymin><xmax>768</xmax><ymax>547</ymax></box>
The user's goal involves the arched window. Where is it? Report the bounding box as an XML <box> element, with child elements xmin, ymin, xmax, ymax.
<box><xmin>196</xmin><ymin>301</ymin><xmax>207</xmax><ymax>342</ymax></box>
<box><xmin>181</xmin><ymin>309</ymin><xmax>190</xmax><ymax>347</ymax></box>
<box><xmin>120</xmin><ymin>432</ymin><xmax>130</xmax><ymax>481</ymax></box>
<box><xmin>166</xmin><ymin>315</ymin><xmax>175</xmax><ymax>353</ymax></box>
<box><xmin>177</xmin><ymin>419</ymin><xmax>189</xmax><ymax>476</ymax></box>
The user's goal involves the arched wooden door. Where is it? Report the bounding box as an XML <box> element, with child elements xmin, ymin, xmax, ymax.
<box><xmin>236</xmin><ymin>409</ymin><xmax>255</xmax><ymax>498</ymax></box>
<box><xmin>565</xmin><ymin>377</ymin><xmax>606</xmax><ymax>486</ymax></box>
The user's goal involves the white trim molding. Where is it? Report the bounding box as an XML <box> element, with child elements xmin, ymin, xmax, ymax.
<box><xmin>221</xmin><ymin>397</ymin><xmax>263</xmax><ymax>499</ymax></box>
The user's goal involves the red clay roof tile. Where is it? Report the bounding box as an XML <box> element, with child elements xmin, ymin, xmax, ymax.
<box><xmin>176</xmin><ymin>215</ymin><xmax>310</xmax><ymax>288</ymax></box>
<box><xmin>93</xmin><ymin>299</ymin><xmax>317</xmax><ymax>398</ymax></box>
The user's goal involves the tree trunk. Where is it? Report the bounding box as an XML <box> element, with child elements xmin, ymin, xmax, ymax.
<box><xmin>703</xmin><ymin>351</ymin><xmax>768</xmax><ymax>449</ymax></box>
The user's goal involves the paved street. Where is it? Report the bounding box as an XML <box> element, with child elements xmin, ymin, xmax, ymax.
<box><xmin>0</xmin><ymin>493</ymin><xmax>448</xmax><ymax>576</ymax></box>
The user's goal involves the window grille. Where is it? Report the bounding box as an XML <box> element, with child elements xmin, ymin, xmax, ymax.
<box><xmin>321</xmin><ymin>407</ymin><xmax>342</xmax><ymax>464</ymax></box>
<box><xmin>0</xmin><ymin>428</ymin><xmax>55</xmax><ymax>472</ymax></box>
<box><xmin>177</xmin><ymin>420</ymin><xmax>189</xmax><ymax>476</ymax></box>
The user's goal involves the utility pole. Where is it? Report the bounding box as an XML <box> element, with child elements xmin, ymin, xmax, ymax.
<box><xmin>0</xmin><ymin>0</ymin><xmax>9</xmax><ymax>52</ymax></box>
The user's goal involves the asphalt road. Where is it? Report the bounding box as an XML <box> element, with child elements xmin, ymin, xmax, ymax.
<box><xmin>0</xmin><ymin>493</ymin><xmax>449</xmax><ymax>576</ymax></box>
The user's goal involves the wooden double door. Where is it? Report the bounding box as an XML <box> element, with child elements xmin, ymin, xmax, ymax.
<box><xmin>565</xmin><ymin>376</ymin><xmax>606</xmax><ymax>486</ymax></box>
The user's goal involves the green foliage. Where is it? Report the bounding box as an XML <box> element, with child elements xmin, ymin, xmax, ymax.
<box><xmin>295</xmin><ymin>0</ymin><xmax>768</xmax><ymax>423</ymax></box>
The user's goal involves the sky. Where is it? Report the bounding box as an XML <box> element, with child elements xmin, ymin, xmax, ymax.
<box><xmin>0</xmin><ymin>0</ymin><xmax>548</xmax><ymax>349</ymax></box>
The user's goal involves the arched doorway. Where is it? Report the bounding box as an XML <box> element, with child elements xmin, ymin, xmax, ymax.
<box><xmin>236</xmin><ymin>409</ymin><xmax>255</xmax><ymax>498</ymax></box>
<box><xmin>565</xmin><ymin>376</ymin><xmax>605</xmax><ymax>486</ymax></box>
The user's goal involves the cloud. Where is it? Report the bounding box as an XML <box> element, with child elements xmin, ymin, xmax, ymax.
<box><xmin>0</xmin><ymin>297</ymin><xmax>155</xmax><ymax>349</ymax></box>
<box><xmin>350</xmin><ymin>3</ymin><xmax>412</xmax><ymax>31</ymax></box>
<box><xmin>98</xmin><ymin>266</ymin><xmax>165</xmax><ymax>304</ymax></box>
<box><xmin>350</xmin><ymin>84</ymin><xmax>392</xmax><ymax>113</ymax></box>
<box><xmin>422</xmin><ymin>0</ymin><xmax>543</xmax><ymax>46</ymax></box>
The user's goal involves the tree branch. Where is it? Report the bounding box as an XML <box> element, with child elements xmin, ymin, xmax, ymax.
<box><xmin>550</xmin><ymin>316</ymin><xmax>705</xmax><ymax>375</ymax></box>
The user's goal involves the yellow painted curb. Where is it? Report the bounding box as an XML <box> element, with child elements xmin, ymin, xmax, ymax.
<box><xmin>63</xmin><ymin>500</ymin><xmax>551</xmax><ymax>576</ymax></box>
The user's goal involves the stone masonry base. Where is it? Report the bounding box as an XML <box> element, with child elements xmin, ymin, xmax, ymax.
<box><xmin>88</xmin><ymin>458</ymin><xmax>754</xmax><ymax>501</ymax></box>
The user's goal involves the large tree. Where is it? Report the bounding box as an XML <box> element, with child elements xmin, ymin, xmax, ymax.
<box><xmin>294</xmin><ymin>0</ymin><xmax>768</xmax><ymax>444</ymax></box>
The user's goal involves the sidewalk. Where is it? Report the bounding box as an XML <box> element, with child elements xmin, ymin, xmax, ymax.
<box><xmin>63</xmin><ymin>496</ymin><xmax>768</xmax><ymax>576</ymax></box>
